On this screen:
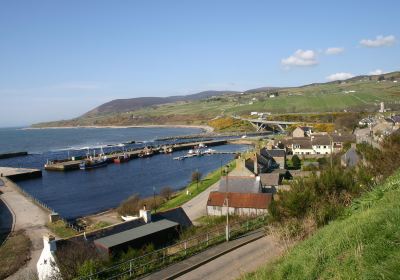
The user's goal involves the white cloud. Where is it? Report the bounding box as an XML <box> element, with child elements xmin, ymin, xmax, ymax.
<box><xmin>368</xmin><ymin>69</ymin><xmax>385</xmax><ymax>75</ymax></box>
<box><xmin>325</xmin><ymin>47</ymin><xmax>344</xmax><ymax>55</ymax></box>
<box><xmin>326</xmin><ymin>72</ymin><xmax>355</xmax><ymax>81</ymax></box>
<box><xmin>360</xmin><ymin>35</ymin><xmax>396</xmax><ymax>47</ymax></box>
<box><xmin>281</xmin><ymin>49</ymin><xmax>318</xmax><ymax>67</ymax></box>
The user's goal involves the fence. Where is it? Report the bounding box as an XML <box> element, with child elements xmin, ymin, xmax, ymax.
<box><xmin>80</xmin><ymin>215</ymin><xmax>267</xmax><ymax>280</ymax></box>
<box><xmin>4</xmin><ymin>177</ymin><xmax>83</xmax><ymax>232</ymax></box>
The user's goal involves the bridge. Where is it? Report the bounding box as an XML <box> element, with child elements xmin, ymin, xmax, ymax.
<box><xmin>233</xmin><ymin>116</ymin><xmax>298</xmax><ymax>132</ymax></box>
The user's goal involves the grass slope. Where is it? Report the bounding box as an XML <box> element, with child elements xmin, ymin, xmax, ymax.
<box><xmin>243</xmin><ymin>169</ymin><xmax>400</xmax><ymax>280</ymax></box>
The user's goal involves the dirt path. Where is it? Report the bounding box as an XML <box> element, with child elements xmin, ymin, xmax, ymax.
<box><xmin>0</xmin><ymin>178</ymin><xmax>50</xmax><ymax>280</ymax></box>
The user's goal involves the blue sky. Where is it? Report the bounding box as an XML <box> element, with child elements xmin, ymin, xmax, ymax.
<box><xmin>0</xmin><ymin>0</ymin><xmax>399</xmax><ymax>126</ymax></box>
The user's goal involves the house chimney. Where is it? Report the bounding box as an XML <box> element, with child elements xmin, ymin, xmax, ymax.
<box><xmin>253</xmin><ymin>153</ymin><xmax>258</xmax><ymax>175</ymax></box>
<box><xmin>139</xmin><ymin>205</ymin><xmax>151</xmax><ymax>223</ymax></box>
<box><xmin>43</xmin><ymin>234</ymin><xmax>56</xmax><ymax>252</ymax></box>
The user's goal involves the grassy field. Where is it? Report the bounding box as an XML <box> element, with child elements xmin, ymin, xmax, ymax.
<box><xmin>0</xmin><ymin>230</ymin><xmax>31</xmax><ymax>279</ymax></box>
<box><xmin>242</xmin><ymin>168</ymin><xmax>400</xmax><ymax>280</ymax></box>
<box><xmin>34</xmin><ymin>73</ymin><xmax>400</xmax><ymax>128</ymax></box>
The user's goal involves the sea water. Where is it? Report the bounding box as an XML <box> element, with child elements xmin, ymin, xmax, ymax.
<box><xmin>0</xmin><ymin>127</ymin><xmax>249</xmax><ymax>219</ymax></box>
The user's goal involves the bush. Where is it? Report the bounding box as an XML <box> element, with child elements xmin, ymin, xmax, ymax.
<box><xmin>291</xmin><ymin>155</ymin><xmax>301</xmax><ymax>169</ymax></box>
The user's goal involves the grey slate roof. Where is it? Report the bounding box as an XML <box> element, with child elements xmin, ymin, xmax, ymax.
<box><xmin>260</xmin><ymin>173</ymin><xmax>281</xmax><ymax>186</ymax></box>
<box><xmin>218</xmin><ymin>176</ymin><xmax>261</xmax><ymax>193</ymax></box>
<box><xmin>261</xmin><ymin>148</ymin><xmax>286</xmax><ymax>158</ymax></box>
<box><xmin>94</xmin><ymin>219</ymin><xmax>179</xmax><ymax>249</ymax></box>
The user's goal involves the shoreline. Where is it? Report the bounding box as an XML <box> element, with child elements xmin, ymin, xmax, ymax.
<box><xmin>23</xmin><ymin>124</ymin><xmax>214</xmax><ymax>133</ymax></box>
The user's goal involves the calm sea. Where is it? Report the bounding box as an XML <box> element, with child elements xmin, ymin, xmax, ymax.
<box><xmin>0</xmin><ymin>127</ymin><xmax>249</xmax><ymax>219</ymax></box>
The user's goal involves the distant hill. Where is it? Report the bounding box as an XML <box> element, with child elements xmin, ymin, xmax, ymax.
<box><xmin>84</xmin><ymin>90</ymin><xmax>240</xmax><ymax>116</ymax></box>
<box><xmin>244</xmin><ymin>87</ymin><xmax>282</xmax><ymax>94</ymax></box>
<box><xmin>33</xmin><ymin>71</ymin><xmax>400</xmax><ymax>128</ymax></box>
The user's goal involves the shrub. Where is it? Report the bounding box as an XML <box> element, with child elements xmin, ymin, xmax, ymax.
<box><xmin>291</xmin><ymin>155</ymin><xmax>301</xmax><ymax>169</ymax></box>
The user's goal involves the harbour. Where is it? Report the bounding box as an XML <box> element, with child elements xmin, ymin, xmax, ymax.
<box><xmin>0</xmin><ymin>127</ymin><xmax>250</xmax><ymax>220</ymax></box>
<box><xmin>44</xmin><ymin>139</ymin><xmax>229</xmax><ymax>171</ymax></box>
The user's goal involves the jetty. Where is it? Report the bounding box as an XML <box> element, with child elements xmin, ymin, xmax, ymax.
<box><xmin>44</xmin><ymin>139</ymin><xmax>228</xmax><ymax>171</ymax></box>
<box><xmin>0</xmin><ymin>151</ymin><xmax>28</xmax><ymax>159</ymax></box>
<box><xmin>0</xmin><ymin>167</ymin><xmax>42</xmax><ymax>181</ymax></box>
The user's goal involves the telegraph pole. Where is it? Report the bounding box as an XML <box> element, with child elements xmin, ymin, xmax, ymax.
<box><xmin>225</xmin><ymin>165</ymin><xmax>230</xmax><ymax>241</ymax></box>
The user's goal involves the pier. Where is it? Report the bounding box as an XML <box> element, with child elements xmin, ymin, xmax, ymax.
<box><xmin>0</xmin><ymin>167</ymin><xmax>42</xmax><ymax>181</ymax></box>
<box><xmin>0</xmin><ymin>151</ymin><xmax>28</xmax><ymax>159</ymax></box>
<box><xmin>44</xmin><ymin>139</ymin><xmax>228</xmax><ymax>171</ymax></box>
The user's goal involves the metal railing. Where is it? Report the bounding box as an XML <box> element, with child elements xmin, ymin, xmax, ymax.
<box><xmin>80</xmin><ymin>215</ymin><xmax>267</xmax><ymax>280</ymax></box>
<box><xmin>5</xmin><ymin>178</ymin><xmax>83</xmax><ymax>232</ymax></box>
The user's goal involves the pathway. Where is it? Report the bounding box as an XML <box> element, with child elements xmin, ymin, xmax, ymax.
<box><xmin>0</xmin><ymin>178</ymin><xmax>50</xmax><ymax>280</ymax></box>
<box><xmin>176</xmin><ymin>234</ymin><xmax>283</xmax><ymax>280</ymax></box>
<box><xmin>140</xmin><ymin>230</ymin><xmax>282</xmax><ymax>280</ymax></box>
<box><xmin>182</xmin><ymin>181</ymin><xmax>219</xmax><ymax>222</ymax></box>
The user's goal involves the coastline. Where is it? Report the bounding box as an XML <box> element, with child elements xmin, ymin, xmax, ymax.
<box><xmin>23</xmin><ymin>124</ymin><xmax>214</xmax><ymax>133</ymax></box>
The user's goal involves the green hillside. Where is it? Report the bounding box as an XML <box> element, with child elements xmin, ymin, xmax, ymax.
<box><xmin>243</xmin><ymin>169</ymin><xmax>400</xmax><ymax>280</ymax></box>
<box><xmin>33</xmin><ymin>72</ymin><xmax>400</xmax><ymax>128</ymax></box>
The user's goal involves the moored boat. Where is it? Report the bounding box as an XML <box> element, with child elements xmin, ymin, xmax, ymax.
<box><xmin>114</xmin><ymin>153</ymin><xmax>130</xmax><ymax>164</ymax></box>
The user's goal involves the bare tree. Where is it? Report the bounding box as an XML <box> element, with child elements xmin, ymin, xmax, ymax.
<box><xmin>160</xmin><ymin>187</ymin><xmax>173</xmax><ymax>201</ymax></box>
<box><xmin>191</xmin><ymin>171</ymin><xmax>202</xmax><ymax>190</ymax></box>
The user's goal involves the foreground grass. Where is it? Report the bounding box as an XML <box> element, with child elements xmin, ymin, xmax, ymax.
<box><xmin>0</xmin><ymin>230</ymin><xmax>31</xmax><ymax>279</ymax></box>
<box><xmin>47</xmin><ymin>220</ymin><xmax>77</xmax><ymax>238</ymax></box>
<box><xmin>158</xmin><ymin>161</ymin><xmax>236</xmax><ymax>211</ymax></box>
<box><xmin>242</xmin><ymin>170</ymin><xmax>400</xmax><ymax>280</ymax></box>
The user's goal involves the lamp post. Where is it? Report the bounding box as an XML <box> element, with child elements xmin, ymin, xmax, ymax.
<box><xmin>153</xmin><ymin>186</ymin><xmax>157</xmax><ymax>213</ymax></box>
<box><xmin>224</xmin><ymin>165</ymin><xmax>230</xmax><ymax>241</ymax></box>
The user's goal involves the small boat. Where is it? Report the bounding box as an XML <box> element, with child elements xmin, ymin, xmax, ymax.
<box><xmin>204</xmin><ymin>148</ymin><xmax>217</xmax><ymax>154</ymax></box>
<box><xmin>138</xmin><ymin>147</ymin><xmax>154</xmax><ymax>158</ymax></box>
<box><xmin>113</xmin><ymin>153</ymin><xmax>130</xmax><ymax>164</ymax></box>
<box><xmin>80</xmin><ymin>147</ymin><xmax>108</xmax><ymax>170</ymax></box>
<box><xmin>79</xmin><ymin>157</ymin><xmax>108</xmax><ymax>170</ymax></box>
<box><xmin>160</xmin><ymin>145</ymin><xmax>173</xmax><ymax>154</ymax></box>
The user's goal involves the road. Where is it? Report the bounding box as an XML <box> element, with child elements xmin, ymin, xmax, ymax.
<box><xmin>1</xmin><ymin>178</ymin><xmax>50</xmax><ymax>280</ymax></box>
<box><xmin>176</xmin><ymin>235</ymin><xmax>283</xmax><ymax>280</ymax></box>
<box><xmin>182</xmin><ymin>181</ymin><xmax>220</xmax><ymax>222</ymax></box>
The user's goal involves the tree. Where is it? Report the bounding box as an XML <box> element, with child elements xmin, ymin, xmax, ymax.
<box><xmin>292</xmin><ymin>155</ymin><xmax>301</xmax><ymax>170</ymax></box>
<box><xmin>160</xmin><ymin>187</ymin><xmax>173</xmax><ymax>201</ymax></box>
<box><xmin>191</xmin><ymin>171</ymin><xmax>202</xmax><ymax>190</ymax></box>
<box><xmin>378</xmin><ymin>75</ymin><xmax>385</xmax><ymax>81</ymax></box>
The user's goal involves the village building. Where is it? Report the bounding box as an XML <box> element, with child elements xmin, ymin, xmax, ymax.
<box><xmin>218</xmin><ymin>176</ymin><xmax>261</xmax><ymax>193</ymax></box>
<box><xmin>259</xmin><ymin>173</ymin><xmax>281</xmax><ymax>193</ymax></box>
<box><xmin>292</xmin><ymin>126</ymin><xmax>312</xmax><ymax>138</ymax></box>
<box><xmin>288</xmin><ymin>130</ymin><xmax>355</xmax><ymax>155</ymax></box>
<box><xmin>94</xmin><ymin>219</ymin><xmax>180</xmax><ymax>255</ymax></box>
<box><xmin>206</xmin><ymin>192</ymin><xmax>272</xmax><ymax>216</ymax></box>
<box><xmin>260</xmin><ymin>148</ymin><xmax>286</xmax><ymax>169</ymax></box>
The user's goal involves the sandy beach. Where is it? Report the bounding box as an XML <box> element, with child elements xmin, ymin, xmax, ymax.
<box><xmin>23</xmin><ymin>124</ymin><xmax>214</xmax><ymax>133</ymax></box>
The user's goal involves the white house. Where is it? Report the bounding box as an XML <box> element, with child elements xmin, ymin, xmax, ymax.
<box><xmin>37</xmin><ymin>235</ymin><xmax>61</xmax><ymax>280</ymax></box>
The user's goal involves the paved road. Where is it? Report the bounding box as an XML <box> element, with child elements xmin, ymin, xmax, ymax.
<box><xmin>1</xmin><ymin>178</ymin><xmax>50</xmax><ymax>280</ymax></box>
<box><xmin>176</xmin><ymin>235</ymin><xmax>282</xmax><ymax>280</ymax></box>
<box><xmin>182</xmin><ymin>181</ymin><xmax>220</xmax><ymax>222</ymax></box>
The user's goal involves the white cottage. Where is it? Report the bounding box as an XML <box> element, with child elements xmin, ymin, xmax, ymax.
<box><xmin>37</xmin><ymin>235</ymin><xmax>61</xmax><ymax>280</ymax></box>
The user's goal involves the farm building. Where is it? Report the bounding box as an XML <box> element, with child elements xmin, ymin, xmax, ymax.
<box><xmin>206</xmin><ymin>192</ymin><xmax>272</xmax><ymax>216</ymax></box>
